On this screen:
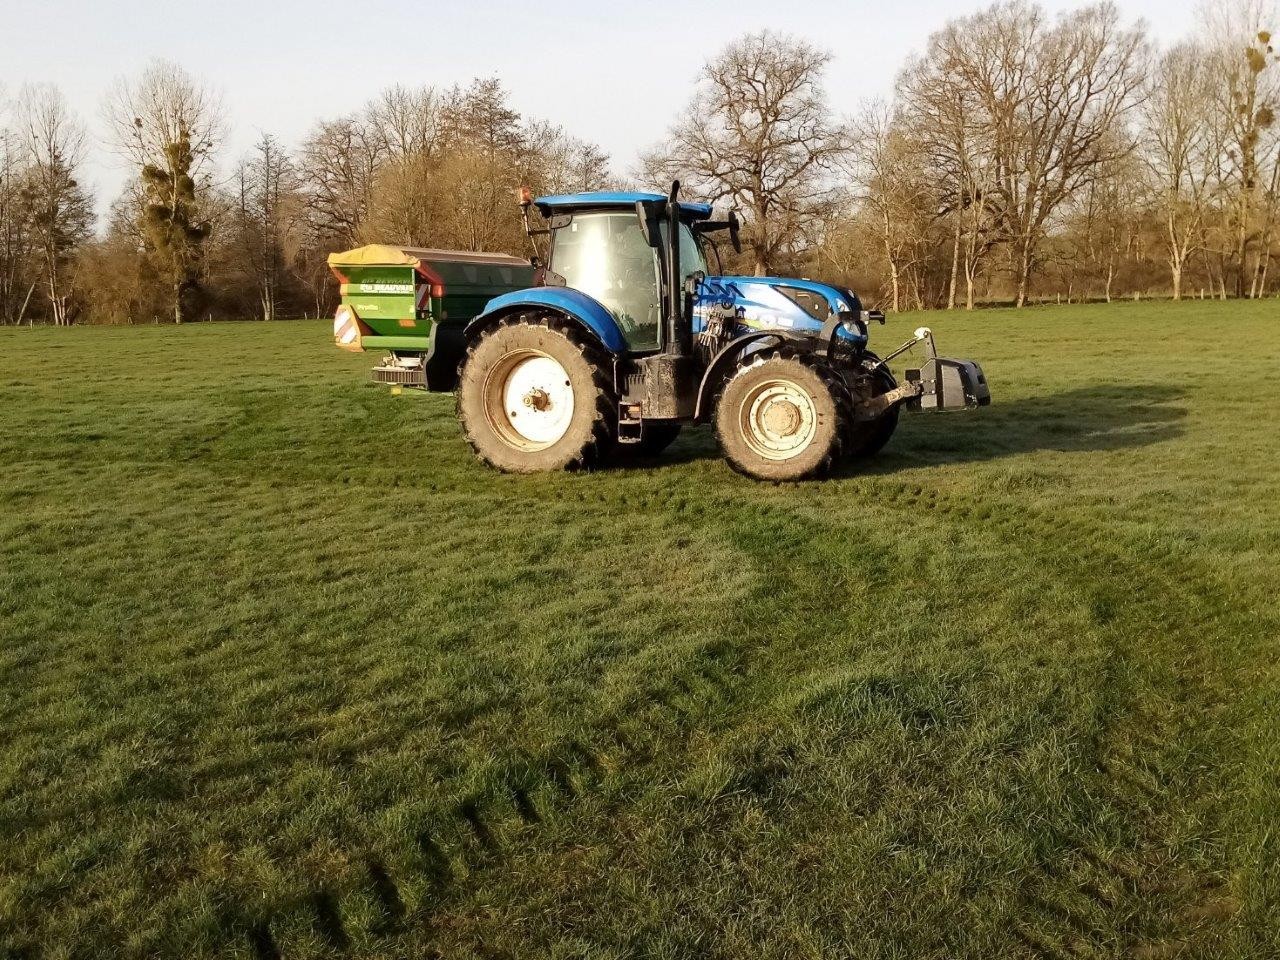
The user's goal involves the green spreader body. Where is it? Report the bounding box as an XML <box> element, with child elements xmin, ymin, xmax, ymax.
<box><xmin>329</xmin><ymin>246</ymin><xmax>534</xmax><ymax>383</ymax></box>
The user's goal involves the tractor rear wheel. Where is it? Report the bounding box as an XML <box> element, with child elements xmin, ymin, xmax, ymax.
<box><xmin>846</xmin><ymin>357</ymin><xmax>900</xmax><ymax>459</ymax></box>
<box><xmin>715</xmin><ymin>351</ymin><xmax>850</xmax><ymax>481</ymax></box>
<box><xmin>457</xmin><ymin>314</ymin><xmax>616</xmax><ymax>473</ymax></box>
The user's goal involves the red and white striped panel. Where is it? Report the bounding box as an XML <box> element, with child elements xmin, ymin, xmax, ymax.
<box><xmin>416</xmin><ymin>284</ymin><xmax>430</xmax><ymax>312</ymax></box>
<box><xmin>333</xmin><ymin>305</ymin><xmax>362</xmax><ymax>352</ymax></box>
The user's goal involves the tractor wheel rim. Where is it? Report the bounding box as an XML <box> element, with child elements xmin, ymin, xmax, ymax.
<box><xmin>484</xmin><ymin>350</ymin><xmax>575</xmax><ymax>450</ymax></box>
<box><xmin>739</xmin><ymin>379</ymin><xmax>817</xmax><ymax>460</ymax></box>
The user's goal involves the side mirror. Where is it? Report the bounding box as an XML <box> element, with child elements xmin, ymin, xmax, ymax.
<box><xmin>635</xmin><ymin>200</ymin><xmax>662</xmax><ymax>248</ymax></box>
<box><xmin>692</xmin><ymin>212</ymin><xmax>743</xmax><ymax>255</ymax></box>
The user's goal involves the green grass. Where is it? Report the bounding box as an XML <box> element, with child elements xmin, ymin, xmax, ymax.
<box><xmin>1</xmin><ymin>301</ymin><xmax>1278</xmax><ymax>959</ymax></box>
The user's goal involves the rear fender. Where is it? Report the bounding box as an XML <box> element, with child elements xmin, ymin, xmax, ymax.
<box><xmin>467</xmin><ymin>288</ymin><xmax>629</xmax><ymax>354</ymax></box>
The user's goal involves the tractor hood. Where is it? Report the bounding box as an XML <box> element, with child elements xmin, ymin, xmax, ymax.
<box><xmin>693</xmin><ymin>275</ymin><xmax>869</xmax><ymax>346</ymax></box>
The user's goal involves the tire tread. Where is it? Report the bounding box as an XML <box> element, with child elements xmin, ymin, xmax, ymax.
<box><xmin>456</xmin><ymin>313</ymin><xmax>616</xmax><ymax>473</ymax></box>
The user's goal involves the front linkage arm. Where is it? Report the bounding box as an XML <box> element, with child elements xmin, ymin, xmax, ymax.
<box><xmin>857</xmin><ymin>325</ymin><xmax>992</xmax><ymax>417</ymax></box>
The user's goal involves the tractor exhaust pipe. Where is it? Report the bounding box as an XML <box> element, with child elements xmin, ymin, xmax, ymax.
<box><xmin>665</xmin><ymin>180</ymin><xmax>688</xmax><ymax>357</ymax></box>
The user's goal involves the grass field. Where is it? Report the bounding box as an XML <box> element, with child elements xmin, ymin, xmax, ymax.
<box><xmin>2</xmin><ymin>301</ymin><xmax>1278</xmax><ymax>959</ymax></box>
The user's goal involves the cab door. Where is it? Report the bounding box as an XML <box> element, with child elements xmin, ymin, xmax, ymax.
<box><xmin>549</xmin><ymin>211</ymin><xmax>662</xmax><ymax>351</ymax></box>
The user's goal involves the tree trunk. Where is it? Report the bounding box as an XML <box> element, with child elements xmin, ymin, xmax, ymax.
<box><xmin>17</xmin><ymin>282</ymin><xmax>36</xmax><ymax>326</ymax></box>
<box><xmin>947</xmin><ymin>218</ymin><xmax>960</xmax><ymax>310</ymax></box>
<box><xmin>1171</xmin><ymin>261</ymin><xmax>1181</xmax><ymax>302</ymax></box>
<box><xmin>1235</xmin><ymin>192</ymin><xmax>1250</xmax><ymax>299</ymax></box>
<box><xmin>1015</xmin><ymin>238</ymin><xmax>1033</xmax><ymax>308</ymax></box>
<box><xmin>1250</xmin><ymin>221</ymin><xmax>1272</xmax><ymax>299</ymax></box>
<box><xmin>964</xmin><ymin>229</ymin><xmax>978</xmax><ymax>310</ymax></box>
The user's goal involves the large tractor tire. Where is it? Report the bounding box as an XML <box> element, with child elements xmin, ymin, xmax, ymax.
<box><xmin>846</xmin><ymin>355</ymin><xmax>900</xmax><ymax>459</ymax></box>
<box><xmin>715</xmin><ymin>351</ymin><xmax>851</xmax><ymax>481</ymax></box>
<box><xmin>457</xmin><ymin>314</ymin><xmax>616</xmax><ymax>473</ymax></box>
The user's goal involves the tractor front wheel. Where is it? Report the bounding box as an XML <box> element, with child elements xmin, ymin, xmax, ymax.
<box><xmin>457</xmin><ymin>314</ymin><xmax>615</xmax><ymax>473</ymax></box>
<box><xmin>715</xmin><ymin>352</ymin><xmax>850</xmax><ymax>481</ymax></box>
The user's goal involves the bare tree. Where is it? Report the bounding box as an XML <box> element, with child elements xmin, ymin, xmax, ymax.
<box><xmin>300</xmin><ymin>77</ymin><xmax>607</xmax><ymax>296</ymax></box>
<box><xmin>521</xmin><ymin>121</ymin><xmax>611</xmax><ymax>195</ymax></box>
<box><xmin>1200</xmin><ymin>1</ymin><xmax>1279</xmax><ymax>296</ymax></box>
<box><xmin>440</xmin><ymin>78</ymin><xmax>524</xmax><ymax>161</ymax></box>
<box><xmin>899</xmin><ymin>37</ymin><xmax>1000</xmax><ymax>309</ymax></box>
<box><xmin>0</xmin><ymin>96</ymin><xmax>37</xmax><ymax>326</ymax></box>
<box><xmin>103</xmin><ymin>60</ymin><xmax>222</xmax><ymax>178</ymax></box>
<box><xmin>367</xmin><ymin>84</ymin><xmax>442</xmax><ymax>160</ymax></box>
<box><xmin>848</xmin><ymin>103</ymin><xmax>935</xmax><ymax>312</ymax></box>
<box><xmin>642</xmin><ymin>31</ymin><xmax>847</xmax><ymax>276</ymax></box>
<box><xmin>359</xmin><ymin>79</ymin><xmax>541</xmax><ymax>253</ymax></box>
<box><xmin>1142</xmin><ymin>44</ymin><xmax>1216</xmax><ymax>299</ymax></box>
<box><xmin>430</xmin><ymin>146</ymin><xmax>524</xmax><ymax>252</ymax></box>
<box><xmin>1257</xmin><ymin>123</ymin><xmax>1280</xmax><ymax>293</ymax></box>
<box><xmin>232</xmin><ymin>133</ymin><xmax>299</xmax><ymax>320</ymax></box>
<box><xmin>16</xmin><ymin>84</ymin><xmax>93</xmax><ymax>324</ymax></box>
<box><xmin>1060</xmin><ymin>149</ymin><xmax>1145</xmax><ymax>301</ymax></box>
<box><xmin>938</xmin><ymin>2</ymin><xmax>1147</xmax><ymax>306</ymax></box>
<box><xmin>361</xmin><ymin>151</ymin><xmax>441</xmax><ymax>248</ymax></box>
<box><xmin>435</xmin><ymin>79</ymin><xmax>526</xmax><ymax>251</ymax></box>
<box><xmin>298</xmin><ymin>85</ymin><xmax>441</xmax><ymax>250</ymax></box>
<box><xmin>299</xmin><ymin>116</ymin><xmax>385</xmax><ymax>246</ymax></box>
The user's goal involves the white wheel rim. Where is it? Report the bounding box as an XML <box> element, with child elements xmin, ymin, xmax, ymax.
<box><xmin>739</xmin><ymin>378</ymin><xmax>818</xmax><ymax>460</ymax></box>
<box><xmin>484</xmin><ymin>350</ymin><xmax>575</xmax><ymax>450</ymax></box>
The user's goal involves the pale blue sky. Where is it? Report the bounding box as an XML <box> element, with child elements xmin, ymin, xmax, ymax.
<box><xmin>1</xmin><ymin>0</ymin><xmax>1201</xmax><ymax>218</ymax></box>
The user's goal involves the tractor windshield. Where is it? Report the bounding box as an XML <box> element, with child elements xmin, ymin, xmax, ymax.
<box><xmin>549</xmin><ymin>212</ymin><xmax>662</xmax><ymax>350</ymax></box>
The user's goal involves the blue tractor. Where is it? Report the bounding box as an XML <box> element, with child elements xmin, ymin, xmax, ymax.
<box><xmin>440</xmin><ymin>182</ymin><xmax>989</xmax><ymax>481</ymax></box>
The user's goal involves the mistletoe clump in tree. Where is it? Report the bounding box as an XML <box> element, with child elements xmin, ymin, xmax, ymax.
<box><xmin>105</xmin><ymin>60</ymin><xmax>221</xmax><ymax>324</ymax></box>
<box><xmin>138</xmin><ymin>122</ymin><xmax>210</xmax><ymax>324</ymax></box>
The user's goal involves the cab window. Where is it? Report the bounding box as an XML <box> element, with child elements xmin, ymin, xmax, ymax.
<box><xmin>550</xmin><ymin>212</ymin><xmax>662</xmax><ymax>350</ymax></box>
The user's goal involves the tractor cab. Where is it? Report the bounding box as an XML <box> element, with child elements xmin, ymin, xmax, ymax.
<box><xmin>534</xmin><ymin>192</ymin><xmax>714</xmax><ymax>353</ymax></box>
<box><xmin>529</xmin><ymin>192</ymin><xmax>879</xmax><ymax>359</ymax></box>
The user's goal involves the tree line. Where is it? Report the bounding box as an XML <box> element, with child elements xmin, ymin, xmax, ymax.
<box><xmin>822</xmin><ymin>0</ymin><xmax>1280</xmax><ymax>309</ymax></box>
<box><xmin>0</xmin><ymin>0</ymin><xmax>1276</xmax><ymax>326</ymax></box>
<box><xmin>0</xmin><ymin>74</ymin><xmax>608</xmax><ymax>325</ymax></box>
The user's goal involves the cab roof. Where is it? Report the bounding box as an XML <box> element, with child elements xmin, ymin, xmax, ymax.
<box><xmin>534</xmin><ymin>191</ymin><xmax>715</xmax><ymax>221</ymax></box>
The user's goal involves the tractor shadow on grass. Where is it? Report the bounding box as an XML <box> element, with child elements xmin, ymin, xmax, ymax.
<box><xmin>657</xmin><ymin>383</ymin><xmax>1188</xmax><ymax>473</ymax></box>
<box><xmin>854</xmin><ymin>382</ymin><xmax>1189</xmax><ymax>472</ymax></box>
